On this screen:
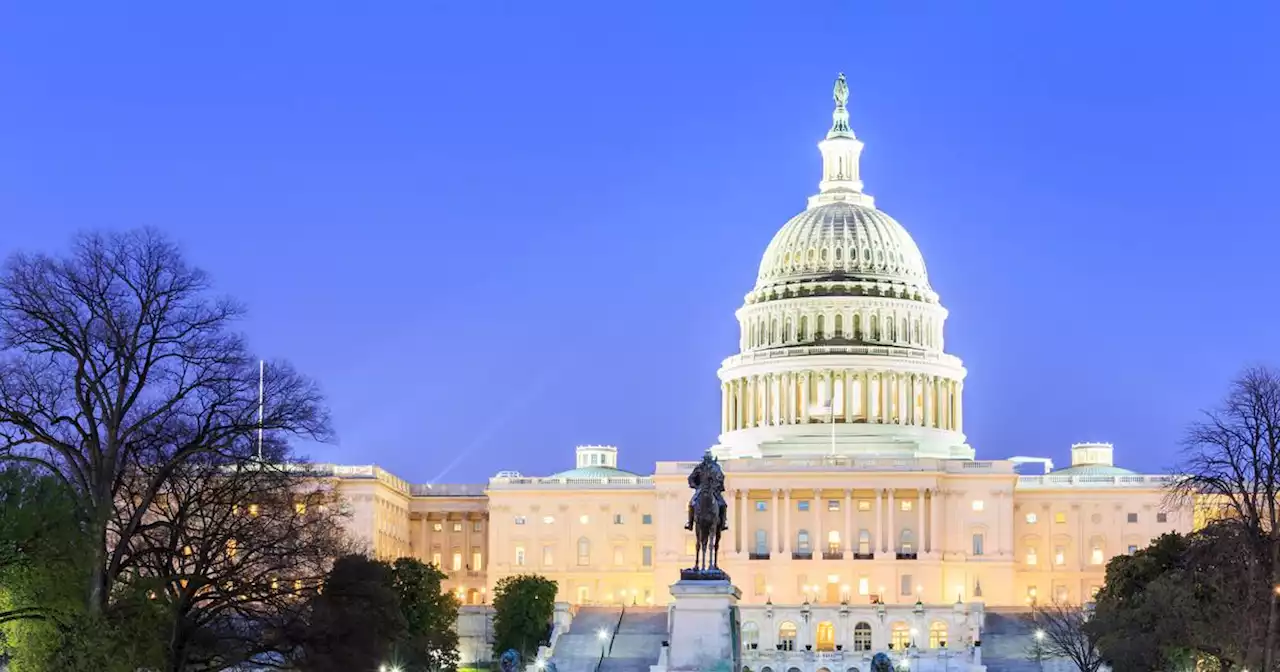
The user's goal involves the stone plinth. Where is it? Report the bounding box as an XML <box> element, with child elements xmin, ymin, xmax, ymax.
<box><xmin>667</xmin><ymin>579</ymin><xmax>741</xmax><ymax>672</ymax></box>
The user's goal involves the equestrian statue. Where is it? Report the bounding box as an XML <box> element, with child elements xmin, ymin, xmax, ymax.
<box><xmin>682</xmin><ymin>451</ymin><xmax>729</xmax><ymax>580</ymax></box>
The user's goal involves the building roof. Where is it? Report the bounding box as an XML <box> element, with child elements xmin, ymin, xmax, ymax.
<box><xmin>1050</xmin><ymin>463</ymin><xmax>1136</xmax><ymax>476</ymax></box>
<box><xmin>547</xmin><ymin>465</ymin><xmax>642</xmax><ymax>479</ymax></box>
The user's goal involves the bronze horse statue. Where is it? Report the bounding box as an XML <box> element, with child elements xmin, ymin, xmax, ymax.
<box><xmin>690</xmin><ymin>475</ymin><xmax>724</xmax><ymax>577</ymax></box>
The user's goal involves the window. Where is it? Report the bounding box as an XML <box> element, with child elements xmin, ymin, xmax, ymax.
<box><xmin>778</xmin><ymin>622</ymin><xmax>797</xmax><ymax>651</ymax></box>
<box><xmin>472</xmin><ymin>549</ymin><xmax>483</xmax><ymax>570</ymax></box>
<box><xmin>642</xmin><ymin>514</ymin><xmax>653</xmax><ymax>525</ymax></box>
<box><xmin>853</xmin><ymin>622</ymin><xmax>873</xmax><ymax>651</ymax></box>
<box><xmin>1091</xmin><ymin>546</ymin><xmax>1104</xmax><ymax>565</ymax></box>
<box><xmin>1127</xmin><ymin>512</ymin><xmax>1138</xmax><ymax>523</ymax></box>
<box><xmin>743</xmin><ymin>621</ymin><xmax>760</xmax><ymax>648</ymax></box>
<box><xmin>816</xmin><ymin>621</ymin><xmax>836</xmax><ymax>651</ymax></box>
<box><xmin>754</xmin><ymin>574</ymin><xmax>766</xmax><ymax>596</ymax></box>
<box><xmin>431</xmin><ymin>552</ymin><xmax>442</xmax><ymax>567</ymax></box>
<box><xmin>1025</xmin><ymin>513</ymin><xmax>1038</xmax><ymax>524</ymax></box>
<box><xmin>754</xmin><ymin>529</ymin><xmax>768</xmax><ymax>555</ymax></box>
<box><xmin>613</xmin><ymin>546</ymin><xmax>624</xmax><ymax>566</ymax></box>
<box><xmin>543</xmin><ymin>515</ymin><xmax>555</xmax><ymax>524</ymax></box>
<box><xmin>900</xmin><ymin>500</ymin><xmax>913</xmax><ymax>512</ymax></box>
<box><xmin>1026</xmin><ymin>547</ymin><xmax>1037</xmax><ymax>565</ymax></box>
<box><xmin>579</xmin><ymin>515</ymin><xmax>590</xmax><ymax>524</ymax></box>
<box><xmin>515</xmin><ymin>546</ymin><xmax>526</xmax><ymax>566</ymax></box>
<box><xmin>514</xmin><ymin>516</ymin><xmax>526</xmax><ymax>525</ymax></box>
<box><xmin>248</xmin><ymin>504</ymin><xmax>259</xmax><ymax>517</ymax></box>
<box><xmin>797</xmin><ymin>530</ymin><xmax>811</xmax><ymax>552</ymax></box>
<box><xmin>453</xmin><ymin>523</ymin><xmax>463</xmax><ymax>533</ymax></box>
<box><xmin>798</xmin><ymin>501</ymin><xmax>810</xmax><ymax>512</ymax></box>
<box><xmin>473</xmin><ymin>521</ymin><xmax>483</xmax><ymax>532</ymax></box>
<box><xmin>972</xmin><ymin>500</ymin><xmax>985</xmax><ymax>512</ymax></box>
<box><xmin>900</xmin><ymin>529</ymin><xmax>914</xmax><ymax>554</ymax></box>
<box><xmin>858</xmin><ymin>500</ymin><xmax>872</xmax><ymax>512</ymax></box>
<box><xmin>1090</xmin><ymin>584</ymin><xmax>1102</xmax><ymax>599</ymax></box>
<box><xmin>452</xmin><ymin>552</ymin><xmax>463</xmax><ymax>571</ymax></box>
<box><xmin>433</xmin><ymin>522</ymin><xmax>443</xmax><ymax>532</ymax></box>
<box><xmin>542</xmin><ymin>546</ymin><xmax>554</xmax><ymax>566</ymax></box>
<box><xmin>1054</xmin><ymin>546</ymin><xmax>1066</xmax><ymax>566</ymax></box>
<box><xmin>613</xmin><ymin>514</ymin><xmax>624</xmax><ymax>525</ymax></box>
<box><xmin>577</xmin><ymin>538</ymin><xmax>590</xmax><ymax>565</ymax></box>
<box><xmin>1157</xmin><ymin>512</ymin><xmax>1168</xmax><ymax>523</ymax></box>
<box><xmin>891</xmin><ymin>622</ymin><xmax>911</xmax><ymax>649</ymax></box>
<box><xmin>858</xmin><ymin>529</ymin><xmax>871</xmax><ymax>555</ymax></box>
<box><xmin>1128</xmin><ymin>544</ymin><xmax>1138</xmax><ymax>554</ymax></box>
<box><xmin>828</xmin><ymin>500</ymin><xmax>840</xmax><ymax>511</ymax></box>
<box><xmin>755</xmin><ymin>501</ymin><xmax>767</xmax><ymax>512</ymax></box>
<box><xmin>827</xmin><ymin>530</ymin><xmax>841</xmax><ymax>553</ymax></box>
<box><xmin>1055</xmin><ymin>584</ymin><xmax>1069</xmax><ymax>603</ymax></box>
<box><xmin>294</xmin><ymin>502</ymin><xmax>307</xmax><ymax>515</ymax></box>
<box><xmin>972</xmin><ymin>533</ymin><xmax>984</xmax><ymax>556</ymax></box>
<box><xmin>858</xmin><ymin>577</ymin><xmax>869</xmax><ymax>596</ymax></box>
<box><xmin>642</xmin><ymin>545</ymin><xmax>653</xmax><ymax>567</ymax></box>
<box><xmin>1054</xmin><ymin>512</ymin><xmax>1066</xmax><ymax>524</ymax></box>
<box><xmin>930</xmin><ymin>622</ymin><xmax>948</xmax><ymax>648</ymax></box>
<box><xmin>900</xmin><ymin>575</ymin><xmax>913</xmax><ymax>596</ymax></box>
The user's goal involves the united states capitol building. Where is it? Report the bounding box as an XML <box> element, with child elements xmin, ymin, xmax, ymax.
<box><xmin>321</xmin><ymin>77</ymin><xmax>1186</xmax><ymax>668</ymax></box>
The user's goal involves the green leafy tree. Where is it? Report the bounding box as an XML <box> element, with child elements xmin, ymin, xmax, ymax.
<box><xmin>0</xmin><ymin>466</ymin><xmax>84</xmax><ymax>628</ymax></box>
<box><xmin>491</xmin><ymin>575</ymin><xmax>557</xmax><ymax>662</ymax></box>
<box><xmin>299</xmin><ymin>555</ymin><xmax>407</xmax><ymax>672</ymax></box>
<box><xmin>390</xmin><ymin>557</ymin><xmax>460</xmax><ymax>672</ymax></box>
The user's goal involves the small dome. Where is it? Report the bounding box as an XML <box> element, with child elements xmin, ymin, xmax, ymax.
<box><xmin>548</xmin><ymin>466</ymin><xmax>640</xmax><ymax>479</ymax></box>
<box><xmin>755</xmin><ymin>202</ymin><xmax>930</xmax><ymax>294</ymax></box>
<box><xmin>1051</xmin><ymin>464</ymin><xmax>1136</xmax><ymax>476</ymax></box>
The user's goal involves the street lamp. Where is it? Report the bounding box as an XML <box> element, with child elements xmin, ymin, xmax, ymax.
<box><xmin>1033</xmin><ymin>629</ymin><xmax>1046</xmax><ymax>671</ymax></box>
<box><xmin>598</xmin><ymin>628</ymin><xmax>609</xmax><ymax>657</ymax></box>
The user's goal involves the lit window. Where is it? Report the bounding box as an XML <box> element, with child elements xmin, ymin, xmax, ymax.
<box><xmin>183</xmin><ymin>545</ymin><xmax>193</xmax><ymax>556</ymax></box>
<box><xmin>972</xmin><ymin>500</ymin><xmax>985</xmax><ymax>512</ymax></box>
<box><xmin>543</xmin><ymin>515</ymin><xmax>555</xmax><ymax>524</ymax></box>
<box><xmin>1091</xmin><ymin>546</ymin><xmax>1104</xmax><ymax>565</ymax></box>
<box><xmin>453</xmin><ymin>523</ymin><xmax>463</xmax><ymax>533</ymax></box>
<box><xmin>1054</xmin><ymin>546</ymin><xmax>1065</xmax><ymax>566</ymax></box>
<box><xmin>226</xmin><ymin>539</ymin><xmax>238</xmax><ymax>559</ymax></box>
<box><xmin>452</xmin><ymin>552</ymin><xmax>463</xmax><ymax>571</ymax></box>
<box><xmin>929</xmin><ymin>621</ymin><xmax>948</xmax><ymax>649</ymax></box>
<box><xmin>514</xmin><ymin>516</ymin><xmax>526</xmax><ymax>525</ymax></box>
<box><xmin>1054</xmin><ymin>512</ymin><xmax>1067</xmax><ymax>524</ymax></box>
<box><xmin>798</xmin><ymin>501</ymin><xmax>810</xmax><ymax>512</ymax></box>
<box><xmin>857</xmin><ymin>500</ymin><xmax>871</xmax><ymax>512</ymax></box>
<box><xmin>891</xmin><ymin>622</ymin><xmax>911</xmax><ymax>649</ymax></box>
<box><xmin>1090</xmin><ymin>585</ymin><xmax>1101</xmax><ymax>599</ymax></box>
<box><xmin>614</xmin><ymin>514</ymin><xmax>624</xmax><ymax>524</ymax></box>
<box><xmin>515</xmin><ymin>547</ymin><xmax>526</xmax><ymax>566</ymax></box>
<box><xmin>642</xmin><ymin>514</ymin><xmax>653</xmax><ymax>525</ymax></box>
<box><xmin>542</xmin><ymin>545</ymin><xmax>554</xmax><ymax>566</ymax></box>
<box><xmin>754</xmin><ymin>574</ymin><xmax>767</xmax><ymax>595</ymax></box>
<box><xmin>579</xmin><ymin>515</ymin><xmax>590</xmax><ymax>524</ymax></box>
<box><xmin>1055</xmin><ymin>585</ymin><xmax>1068</xmax><ymax>602</ymax></box>
<box><xmin>1126</xmin><ymin>513</ymin><xmax>1138</xmax><ymax>523</ymax></box>
<box><xmin>1025</xmin><ymin>513</ymin><xmax>1038</xmax><ymax>524</ymax></box>
<box><xmin>431</xmin><ymin>552</ymin><xmax>442</xmax><ymax>567</ymax></box>
<box><xmin>472</xmin><ymin>549</ymin><xmax>483</xmax><ymax>570</ymax></box>
<box><xmin>755</xmin><ymin>501</ymin><xmax>768</xmax><ymax>512</ymax></box>
<box><xmin>1157</xmin><ymin>512</ymin><xmax>1168</xmax><ymax>523</ymax></box>
<box><xmin>858</xmin><ymin>577</ymin><xmax>869</xmax><ymax>596</ymax></box>
<box><xmin>248</xmin><ymin>504</ymin><xmax>259</xmax><ymax>517</ymax></box>
<box><xmin>828</xmin><ymin>500</ymin><xmax>840</xmax><ymax>511</ymax></box>
<box><xmin>294</xmin><ymin>502</ymin><xmax>307</xmax><ymax>515</ymax></box>
<box><xmin>1025</xmin><ymin>547</ymin><xmax>1037</xmax><ymax>565</ymax></box>
<box><xmin>900</xmin><ymin>500</ymin><xmax>913</xmax><ymax>512</ymax></box>
<box><xmin>433</xmin><ymin>522</ymin><xmax>444</xmax><ymax>532</ymax></box>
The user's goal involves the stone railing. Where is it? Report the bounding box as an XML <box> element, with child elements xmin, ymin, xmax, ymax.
<box><xmin>655</xmin><ymin>457</ymin><xmax>1014</xmax><ymax>476</ymax></box>
<box><xmin>1017</xmin><ymin>474</ymin><xmax>1175</xmax><ymax>489</ymax></box>
<box><xmin>489</xmin><ymin>475</ymin><xmax>655</xmax><ymax>490</ymax></box>
<box><xmin>409</xmin><ymin>482</ymin><xmax>487</xmax><ymax>497</ymax></box>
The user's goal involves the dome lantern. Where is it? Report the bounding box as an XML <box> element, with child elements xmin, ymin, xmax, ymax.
<box><xmin>810</xmin><ymin>73</ymin><xmax>873</xmax><ymax>209</ymax></box>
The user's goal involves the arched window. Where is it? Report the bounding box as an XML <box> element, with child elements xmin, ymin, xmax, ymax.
<box><xmin>816</xmin><ymin>621</ymin><xmax>835</xmax><ymax>651</ymax></box>
<box><xmin>834</xmin><ymin>313</ymin><xmax>844</xmax><ymax>338</ymax></box>
<box><xmin>743</xmin><ymin>621</ymin><xmax>760</xmax><ymax>647</ymax></box>
<box><xmin>770</xmin><ymin>318</ymin><xmax>778</xmax><ymax>344</ymax></box>
<box><xmin>799</xmin><ymin>315</ymin><xmax>808</xmax><ymax>341</ymax></box>
<box><xmin>929</xmin><ymin>621</ymin><xmax>948</xmax><ymax>648</ymax></box>
<box><xmin>785</xmin><ymin>316</ymin><xmax>793</xmax><ymax>342</ymax></box>
<box><xmin>797</xmin><ymin>530</ymin><xmax>811</xmax><ymax>553</ymax></box>
<box><xmin>852</xmin><ymin>313</ymin><xmax>862</xmax><ymax>340</ymax></box>
<box><xmin>817</xmin><ymin>314</ymin><xmax>826</xmax><ymax>341</ymax></box>
<box><xmin>853</xmin><ymin>622</ymin><xmax>873</xmax><ymax>651</ymax></box>
<box><xmin>901</xmin><ymin>317</ymin><xmax>908</xmax><ymax>343</ymax></box>
<box><xmin>755</xmin><ymin>529</ymin><xmax>768</xmax><ymax>556</ymax></box>
<box><xmin>890</xmin><ymin>622</ymin><xmax>911</xmax><ymax>649</ymax></box>
<box><xmin>778</xmin><ymin>622</ymin><xmax>797</xmax><ymax>651</ymax></box>
<box><xmin>577</xmin><ymin>537</ymin><xmax>590</xmax><ymax>566</ymax></box>
<box><xmin>870</xmin><ymin>315</ymin><xmax>880</xmax><ymax>340</ymax></box>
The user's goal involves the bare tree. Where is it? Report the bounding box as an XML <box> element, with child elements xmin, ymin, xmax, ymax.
<box><xmin>1023</xmin><ymin>601</ymin><xmax>1105</xmax><ymax>672</ymax></box>
<box><xmin>0</xmin><ymin>229</ymin><xmax>331</xmax><ymax>614</ymax></box>
<box><xmin>115</xmin><ymin>440</ymin><xmax>354</xmax><ymax>671</ymax></box>
<box><xmin>1171</xmin><ymin>366</ymin><xmax>1280</xmax><ymax>671</ymax></box>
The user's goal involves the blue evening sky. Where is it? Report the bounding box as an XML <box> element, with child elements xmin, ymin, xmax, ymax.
<box><xmin>2</xmin><ymin>2</ymin><xmax>1277</xmax><ymax>483</ymax></box>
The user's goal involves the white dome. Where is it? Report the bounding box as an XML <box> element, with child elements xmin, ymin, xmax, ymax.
<box><xmin>755</xmin><ymin>201</ymin><xmax>930</xmax><ymax>294</ymax></box>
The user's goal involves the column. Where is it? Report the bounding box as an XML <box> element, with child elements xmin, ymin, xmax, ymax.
<box><xmin>748</xmin><ymin>376</ymin><xmax>758</xmax><ymax>428</ymax></box>
<box><xmin>812</xmin><ymin>488</ymin><xmax>822</xmax><ymax>557</ymax></box>
<box><xmin>771</xmin><ymin>489</ymin><xmax>780</xmax><ymax>556</ymax></box>
<box><xmin>886</xmin><ymin>489</ymin><xmax>896</xmax><ymax>553</ymax></box>
<box><xmin>929</xmin><ymin>489</ymin><xmax>941</xmax><ymax>555</ymax></box>
<box><xmin>955</xmin><ymin>381</ymin><xmax>964</xmax><ymax>433</ymax></box>
<box><xmin>842</xmin><ymin>489</ymin><xmax>853</xmax><ymax>554</ymax></box>
<box><xmin>897</xmin><ymin>375</ymin><xmax>908</xmax><ymax>425</ymax></box>
<box><xmin>782</xmin><ymin>373</ymin><xmax>793</xmax><ymax>424</ymax></box>
<box><xmin>860</xmin><ymin>371</ymin><xmax>870</xmax><ymax>420</ymax></box>
<box><xmin>782</xmin><ymin>490</ymin><xmax>792</xmax><ymax>554</ymax></box>
<box><xmin>843</xmin><ymin>370</ymin><xmax>854</xmax><ymax>420</ymax></box>
<box><xmin>873</xmin><ymin>489</ymin><xmax>883</xmax><ymax>556</ymax></box>
<box><xmin>916</xmin><ymin>489</ymin><xmax>925</xmax><ymax>554</ymax></box>
<box><xmin>721</xmin><ymin>382</ymin><xmax>729</xmax><ymax>433</ymax></box>
<box><xmin>738</xmin><ymin>488</ymin><xmax>747</xmax><ymax>555</ymax></box>
<box><xmin>800</xmin><ymin>374</ymin><xmax>810</xmax><ymax>423</ymax></box>
<box><xmin>923</xmin><ymin>376</ymin><xmax>933</xmax><ymax>428</ymax></box>
<box><xmin>734</xmin><ymin>379</ymin><xmax>743</xmax><ymax>430</ymax></box>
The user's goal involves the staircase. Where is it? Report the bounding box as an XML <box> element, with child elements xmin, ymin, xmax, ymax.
<box><xmin>548</xmin><ymin>607</ymin><xmax>668</xmax><ymax>672</ymax></box>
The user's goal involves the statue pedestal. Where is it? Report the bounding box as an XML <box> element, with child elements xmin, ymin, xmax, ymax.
<box><xmin>667</xmin><ymin>579</ymin><xmax>741</xmax><ymax>672</ymax></box>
